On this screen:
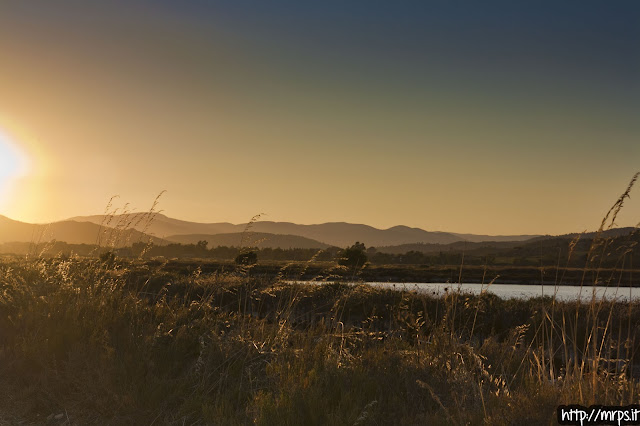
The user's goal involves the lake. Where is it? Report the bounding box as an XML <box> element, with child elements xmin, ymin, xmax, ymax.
<box><xmin>293</xmin><ymin>281</ymin><xmax>640</xmax><ymax>301</ymax></box>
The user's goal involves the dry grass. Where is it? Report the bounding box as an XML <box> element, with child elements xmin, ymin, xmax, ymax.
<box><xmin>0</xmin><ymin>257</ymin><xmax>638</xmax><ymax>424</ymax></box>
<box><xmin>0</xmin><ymin>176</ymin><xmax>639</xmax><ymax>424</ymax></box>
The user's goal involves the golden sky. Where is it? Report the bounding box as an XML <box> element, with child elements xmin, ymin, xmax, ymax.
<box><xmin>0</xmin><ymin>1</ymin><xmax>638</xmax><ymax>235</ymax></box>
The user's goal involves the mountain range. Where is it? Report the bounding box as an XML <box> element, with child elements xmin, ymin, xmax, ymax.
<box><xmin>69</xmin><ymin>213</ymin><xmax>540</xmax><ymax>247</ymax></box>
<box><xmin>0</xmin><ymin>215</ymin><xmax>162</xmax><ymax>247</ymax></box>
<box><xmin>0</xmin><ymin>213</ymin><xmax>543</xmax><ymax>250</ymax></box>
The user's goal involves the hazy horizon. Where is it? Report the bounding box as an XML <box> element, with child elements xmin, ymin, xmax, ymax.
<box><xmin>1</xmin><ymin>1</ymin><xmax>639</xmax><ymax>235</ymax></box>
<box><xmin>0</xmin><ymin>206</ymin><xmax>630</xmax><ymax>238</ymax></box>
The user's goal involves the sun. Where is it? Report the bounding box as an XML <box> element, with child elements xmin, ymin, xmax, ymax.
<box><xmin>0</xmin><ymin>129</ymin><xmax>29</xmax><ymax>206</ymax></box>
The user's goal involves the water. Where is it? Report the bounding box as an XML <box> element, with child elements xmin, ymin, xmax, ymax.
<box><xmin>294</xmin><ymin>281</ymin><xmax>640</xmax><ymax>301</ymax></box>
<box><xmin>377</xmin><ymin>282</ymin><xmax>640</xmax><ymax>301</ymax></box>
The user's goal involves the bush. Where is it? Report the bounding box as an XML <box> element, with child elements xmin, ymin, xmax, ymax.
<box><xmin>338</xmin><ymin>242</ymin><xmax>368</xmax><ymax>271</ymax></box>
<box><xmin>235</xmin><ymin>250</ymin><xmax>258</xmax><ymax>265</ymax></box>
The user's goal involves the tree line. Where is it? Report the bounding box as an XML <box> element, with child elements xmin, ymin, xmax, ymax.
<box><xmin>5</xmin><ymin>232</ymin><xmax>639</xmax><ymax>269</ymax></box>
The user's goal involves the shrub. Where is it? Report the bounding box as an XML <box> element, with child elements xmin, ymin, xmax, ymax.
<box><xmin>235</xmin><ymin>250</ymin><xmax>258</xmax><ymax>265</ymax></box>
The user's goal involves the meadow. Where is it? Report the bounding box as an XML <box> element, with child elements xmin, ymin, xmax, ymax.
<box><xmin>0</xmin><ymin>252</ymin><xmax>639</xmax><ymax>425</ymax></box>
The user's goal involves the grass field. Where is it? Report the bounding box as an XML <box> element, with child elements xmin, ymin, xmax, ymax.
<box><xmin>1</xmin><ymin>254</ymin><xmax>639</xmax><ymax>425</ymax></box>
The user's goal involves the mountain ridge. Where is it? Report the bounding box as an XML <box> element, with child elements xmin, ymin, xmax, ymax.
<box><xmin>3</xmin><ymin>213</ymin><xmax>635</xmax><ymax>250</ymax></box>
<box><xmin>68</xmin><ymin>213</ymin><xmax>540</xmax><ymax>247</ymax></box>
<box><xmin>0</xmin><ymin>215</ymin><xmax>165</xmax><ymax>246</ymax></box>
<box><xmin>165</xmin><ymin>232</ymin><xmax>332</xmax><ymax>249</ymax></box>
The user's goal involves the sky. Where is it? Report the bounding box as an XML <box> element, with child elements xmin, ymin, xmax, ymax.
<box><xmin>0</xmin><ymin>1</ymin><xmax>638</xmax><ymax>235</ymax></box>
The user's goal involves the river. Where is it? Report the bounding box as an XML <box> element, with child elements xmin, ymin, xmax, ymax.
<box><xmin>294</xmin><ymin>281</ymin><xmax>640</xmax><ymax>301</ymax></box>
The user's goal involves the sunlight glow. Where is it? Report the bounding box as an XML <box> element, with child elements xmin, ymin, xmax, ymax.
<box><xmin>0</xmin><ymin>129</ymin><xmax>29</xmax><ymax>209</ymax></box>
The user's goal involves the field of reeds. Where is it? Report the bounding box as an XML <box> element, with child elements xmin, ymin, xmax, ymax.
<box><xmin>1</xmin><ymin>175</ymin><xmax>639</xmax><ymax>425</ymax></box>
<box><xmin>0</xmin><ymin>252</ymin><xmax>639</xmax><ymax>425</ymax></box>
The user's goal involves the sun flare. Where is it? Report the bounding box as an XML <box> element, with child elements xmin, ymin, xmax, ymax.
<box><xmin>0</xmin><ymin>129</ymin><xmax>29</xmax><ymax>209</ymax></box>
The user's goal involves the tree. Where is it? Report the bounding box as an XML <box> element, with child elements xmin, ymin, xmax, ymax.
<box><xmin>338</xmin><ymin>242</ymin><xmax>368</xmax><ymax>271</ymax></box>
<box><xmin>399</xmin><ymin>250</ymin><xmax>427</xmax><ymax>265</ymax></box>
<box><xmin>196</xmin><ymin>240</ymin><xmax>209</xmax><ymax>256</ymax></box>
<box><xmin>235</xmin><ymin>250</ymin><xmax>257</xmax><ymax>266</ymax></box>
<box><xmin>99</xmin><ymin>250</ymin><xmax>116</xmax><ymax>266</ymax></box>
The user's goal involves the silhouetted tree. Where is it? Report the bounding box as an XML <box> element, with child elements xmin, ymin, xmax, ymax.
<box><xmin>235</xmin><ymin>251</ymin><xmax>257</xmax><ymax>265</ymax></box>
<box><xmin>99</xmin><ymin>251</ymin><xmax>116</xmax><ymax>266</ymax></box>
<box><xmin>195</xmin><ymin>240</ymin><xmax>209</xmax><ymax>256</ymax></box>
<box><xmin>399</xmin><ymin>250</ymin><xmax>427</xmax><ymax>264</ymax></box>
<box><xmin>338</xmin><ymin>242</ymin><xmax>368</xmax><ymax>271</ymax></box>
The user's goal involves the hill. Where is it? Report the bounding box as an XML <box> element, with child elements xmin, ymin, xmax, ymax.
<box><xmin>70</xmin><ymin>213</ymin><xmax>236</xmax><ymax>237</ymax></box>
<box><xmin>166</xmin><ymin>232</ymin><xmax>332</xmax><ymax>249</ymax></box>
<box><xmin>70</xmin><ymin>214</ymin><xmax>540</xmax><ymax>247</ymax></box>
<box><xmin>376</xmin><ymin>240</ymin><xmax>522</xmax><ymax>255</ymax></box>
<box><xmin>0</xmin><ymin>215</ymin><xmax>165</xmax><ymax>247</ymax></box>
<box><xmin>450</xmin><ymin>232</ymin><xmax>541</xmax><ymax>243</ymax></box>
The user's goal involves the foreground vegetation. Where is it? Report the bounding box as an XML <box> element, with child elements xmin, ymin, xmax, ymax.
<box><xmin>1</xmin><ymin>255</ymin><xmax>639</xmax><ymax>425</ymax></box>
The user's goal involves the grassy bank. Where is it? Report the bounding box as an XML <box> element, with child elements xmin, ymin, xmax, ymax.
<box><xmin>39</xmin><ymin>258</ymin><xmax>636</xmax><ymax>287</ymax></box>
<box><xmin>1</xmin><ymin>257</ymin><xmax>639</xmax><ymax>425</ymax></box>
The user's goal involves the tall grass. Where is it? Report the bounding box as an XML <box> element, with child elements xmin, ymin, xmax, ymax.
<box><xmin>0</xmin><ymin>176</ymin><xmax>639</xmax><ymax>424</ymax></box>
<box><xmin>1</xmin><ymin>260</ymin><xmax>639</xmax><ymax>424</ymax></box>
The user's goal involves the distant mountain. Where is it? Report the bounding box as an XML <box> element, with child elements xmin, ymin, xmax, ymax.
<box><xmin>379</xmin><ymin>228</ymin><xmax>640</xmax><ymax>260</ymax></box>
<box><xmin>560</xmin><ymin>227</ymin><xmax>637</xmax><ymax>240</ymax></box>
<box><xmin>376</xmin><ymin>240</ymin><xmax>523</xmax><ymax>255</ymax></box>
<box><xmin>0</xmin><ymin>215</ymin><xmax>165</xmax><ymax>247</ymax></box>
<box><xmin>247</xmin><ymin>223</ymin><xmax>463</xmax><ymax>247</ymax></box>
<box><xmin>450</xmin><ymin>232</ymin><xmax>542</xmax><ymax>243</ymax></box>
<box><xmin>166</xmin><ymin>233</ymin><xmax>332</xmax><ymax>249</ymax></box>
<box><xmin>69</xmin><ymin>213</ymin><xmax>237</xmax><ymax>237</ymax></box>
<box><xmin>70</xmin><ymin>213</ymin><xmax>541</xmax><ymax>248</ymax></box>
